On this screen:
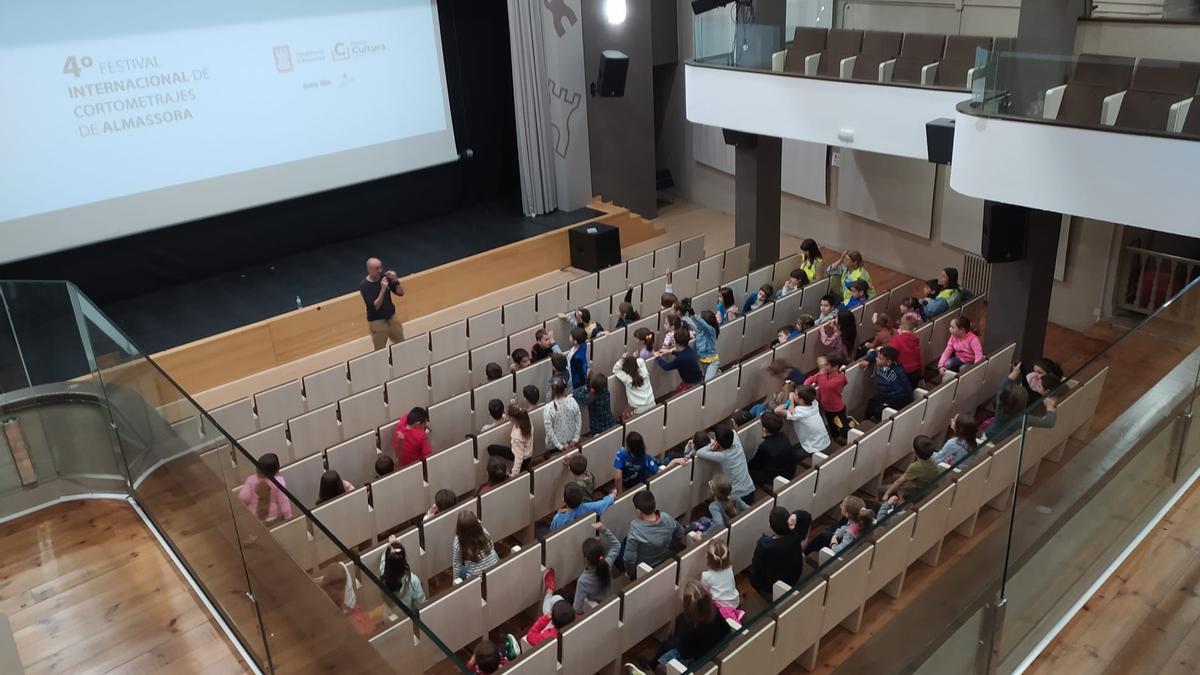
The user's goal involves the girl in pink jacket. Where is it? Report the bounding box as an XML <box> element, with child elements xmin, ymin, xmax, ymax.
<box><xmin>938</xmin><ymin>317</ymin><xmax>983</xmax><ymax>373</ymax></box>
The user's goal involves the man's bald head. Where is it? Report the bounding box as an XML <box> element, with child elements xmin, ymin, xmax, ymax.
<box><xmin>366</xmin><ymin>258</ymin><xmax>383</xmax><ymax>277</ymax></box>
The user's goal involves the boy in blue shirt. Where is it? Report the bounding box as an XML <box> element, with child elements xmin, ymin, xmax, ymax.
<box><xmin>549</xmin><ymin>483</ymin><xmax>615</xmax><ymax>532</ymax></box>
<box><xmin>839</xmin><ymin>280</ymin><xmax>870</xmax><ymax>311</ymax></box>
<box><xmin>863</xmin><ymin>345</ymin><xmax>915</xmax><ymax>422</ymax></box>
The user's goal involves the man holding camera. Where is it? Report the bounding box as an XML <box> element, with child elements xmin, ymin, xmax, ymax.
<box><xmin>361</xmin><ymin>257</ymin><xmax>405</xmax><ymax>350</ymax></box>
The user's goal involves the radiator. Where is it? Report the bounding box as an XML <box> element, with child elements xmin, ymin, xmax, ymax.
<box><xmin>962</xmin><ymin>253</ymin><xmax>991</xmax><ymax>297</ymax></box>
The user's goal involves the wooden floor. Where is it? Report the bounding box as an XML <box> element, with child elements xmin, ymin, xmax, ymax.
<box><xmin>1026</xmin><ymin>477</ymin><xmax>1200</xmax><ymax>674</ymax></box>
<box><xmin>0</xmin><ymin>500</ymin><xmax>247</xmax><ymax>674</ymax></box>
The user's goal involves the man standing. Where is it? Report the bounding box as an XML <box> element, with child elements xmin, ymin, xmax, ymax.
<box><xmin>361</xmin><ymin>258</ymin><xmax>405</xmax><ymax>350</ymax></box>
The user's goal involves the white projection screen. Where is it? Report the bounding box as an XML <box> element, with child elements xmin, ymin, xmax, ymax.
<box><xmin>0</xmin><ymin>0</ymin><xmax>459</xmax><ymax>264</ymax></box>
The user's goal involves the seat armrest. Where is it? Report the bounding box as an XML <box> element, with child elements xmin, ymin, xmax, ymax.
<box><xmin>666</xmin><ymin>660</ymin><xmax>689</xmax><ymax>674</ymax></box>
<box><xmin>1044</xmin><ymin>84</ymin><xmax>1067</xmax><ymax>120</ymax></box>
<box><xmin>772</xmin><ymin>49</ymin><xmax>787</xmax><ymax>73</ymax></box>
<box><xmin>879</xmin><ymin>58</ymin><xmax>897</xmax><ymax>82</ymax></box>
<box><xmin>772</xmin><ymin>580</ymin><xmax>792</xmax><ymax>601</ymax></box>
<box><xmin>811</xmin><ymin>451</ymin><xmax>829</xmax><ymax>466</ymax></box>
<box><xmin>805</xmin><ymin>52</ymin><xmax>821</xmax><ymax>76</ymax></box>
<box><xmin>1168</xmin><ymin>97</ymin><xmax>1194</xmax><ymax>133</ymax></box>
<box><xmin>914</xmin><ymin>387</ymin><xmax>929</xmax><ymax>400</ymax></box>
<box><xmin>773</xmin><ymin>476</ymin><xmax>790</xmax><ymax>492</ymax></box>
<box><xmin>1101</xmin><ymin>90</ymin><xmax>1126</xmax><ymax>126</ymax></box>
<box><xmin>839</xmin><ymin>55</ymin><xmax>857</xmax><ymax>79</ymax></box>
<box><xmin>848</xmin><ymin>428</ymin><xmax>865</xmax><ymax>443</ymax></box>
<box><xmin>819</xmin><ymin>546</ymin><xmax>835</xmax><ymax>564</ymax></box>
<box><xmin>882</xmin><ymin>407</ymin><xmax>899</xmax><ymax>421</ymax></box>
<box><xmin>966</xmin><ymin>66</ymin><xmax>979</xmax><ymax>90</ymax></box>
<box><xmin>921</xmin><ymin>62</ymin><xmax>939</xmax><ymax>86</ymax></box>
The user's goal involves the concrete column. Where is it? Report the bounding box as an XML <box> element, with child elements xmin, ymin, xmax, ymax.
<box><xmin>730</xmin><ymin>132</ymin><xmax>782</xmax><ymax>269</ymax></box>
<box><xmin>982</xmin><ymin>202</ymin><xmax>1062</xmax><ymax>365</ymax></box>
<box><xmin>1010</xmin><ymin>0</ymin><xmax>1089</xmax><ymax>114</ymax></box>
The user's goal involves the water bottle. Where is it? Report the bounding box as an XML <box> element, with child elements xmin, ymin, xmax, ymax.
<box><xmin>295</xmin><ymin>295</ymin><xmax>303</xmax><ymax>309</ymax></box>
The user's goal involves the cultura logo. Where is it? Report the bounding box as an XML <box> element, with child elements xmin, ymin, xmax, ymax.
<box><xmin>332</xmin><ymin>42</ymin><xmax>349</xmax><ymax>61</ymax></box>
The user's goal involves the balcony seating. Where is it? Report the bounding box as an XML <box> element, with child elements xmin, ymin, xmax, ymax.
<box><xmin>780</xmin><ymin>26</ymin><xmax>828</xmax><ymax>75</ymax></box>
<box><xmin>1111</xmin><ymin>59</ymin><xmax>1200</xmax><ymax>132</ymax></box>
<box><xmin>934</xmin><ymin>35</ymin><xmax>994</xmax><ymax>88</ymax></box>
<box><xmin>1045</xmin><ymin>53</ymin><xmax>1136</xmax><ymax>125</ymax></box>
<box><xmin>891</xmin><ymin>33</ymin><xmax>948</xmax><ymax>85</ymax></box>
<box><xmin>849</xmin><ymin>30</ymin><xmax>904</xmax><ymax>82</ymax></box>
<box><xmin>817</xmin><ymin>28</ymin><xmax>863</xmax><ymax>78</ymax></box>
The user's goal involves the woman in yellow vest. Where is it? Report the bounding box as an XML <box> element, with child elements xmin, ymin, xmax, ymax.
<box><xmin>799</xmin><ymin>238</ymin><xmax>823</xmax><ymax>283</ymax></box>
<box><xmin>827</xmin><ymin>250</ymin><xmax>872</xmax><ymax>304</ymax></box>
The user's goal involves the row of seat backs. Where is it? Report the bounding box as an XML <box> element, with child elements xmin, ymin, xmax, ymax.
<box><xmin>203</xmin><ymin>235</ymin><xmax>716</xmax><ymax>440</ymax></box>
<box><xmin>266</xmin><ymin>282</ymin><xmax>973</xmax><ymax>586</ymax></box>
<box><xmin>783</xmin><ymin>27</ymin><xmax>1003</xmax><ymax>87</ymax></box>
<box><xmin>1058</xmin><ymin>55</ymin><xmax>1200</xmax><ymax>129</ymax></box>
<box><xmin>347</xmin><ymin>352</ymin><xmax>1108</xmax><ymax>675</ymax></box>
<box><xmin>216</xmin><ymin>244</ymin><xmax>821</xmax><ymax>478</ymax></box>
<box><xmin>230</xmin><ymin>266</ymin><xmax>969</xmax><ymax>504</ymax></box>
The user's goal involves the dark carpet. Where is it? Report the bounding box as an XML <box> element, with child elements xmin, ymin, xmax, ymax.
<box><xmin>99</xmin><ymin>203</ymin><xmax>601</xmax><ymax>353</ymax></box>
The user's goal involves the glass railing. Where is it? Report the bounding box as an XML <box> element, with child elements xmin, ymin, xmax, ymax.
<box><xmin>968</xmin><ymin>50</ymin><xmax>1200</xmax><ymax>139</ymax></box>
<box><xmin>0</xmin><ymin>280</ymin><xmax>463</xmax><ymax>673</ymax></box>
<box><xmin>3</xmin><ymin>272</ymin><xmax>1199</xmax><ymax>674</ymax></box>
<box><xmin>680</xmin><ymin>275</ymin><xmax>1200</xmax><ymax>674</ymax></box>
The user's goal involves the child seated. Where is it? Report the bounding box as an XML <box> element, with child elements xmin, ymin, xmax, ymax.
<box><xmin>656</xmin><ymin>328</ymin><xmax>703</xmax><ymax>394</ymax></box>
<box><xmin>479</xmin><ymin>456</ymin><xmax>509</xmax><ymax>494</ymax></box>
<box><xmin>701</xmin><ymin>540</ymin><xmax>743</xmax><ymax>622</ymax></box>
<box><xmin>742</xmin><ymin>284</ymin><xmax>775</xmax><ymax>314</ymax></box>
<box><xmin>816</xmin><ymin>293</ymin><xmax>839</xmax><ymax>325</ymax></box>
<box><xmin>632</xmin><ymin>327</ymin><xmax>657</xmax><ymax>360</ymax></box>
<box><xmin>880</xmin><ymin>435</ymin><xmax>941</xmax><ymax>517</ymax></box>
<box><xmin>795</xmin><ymin>314</ymin><xmax>816</xmax><ymax>333</ymax></box>
<box><xmin>898</xmin><ymin>296</ymin><xmax>925</xmax><ymax>325</ymax></box>
<box><xmin>485</xmin><ymin>362</ymin><xmax>504</xmax><ymax>382</ymax></box>
<box><xmin>530</xmin><ymin>328</ymin><xmax>560</xmax><ymax>362</ymax></box>
<box><xmin>805</xmin><ymin>495</ymin><xmax>876</xmax><ymax>555</ymax></box>
<box><xmin>480</xmin><ymin>398</ymin><xmax>506</xmax><ymax>433</ymax></box>
<box><xmin>424</xmin><ymin>488</ymin><xmax>457</xmax><ymax>521</ymax></box>
<box><xmin>776</xmin><ymin>269</ymin><xmax>808</xmax><ymax>298</ymax></box>
<box><xmin>550</xmin><ymin>482</ymin><xmax>615</xmax><ymax>532</ymax></box>
<box><xmin>938</xmin><ymin>317</ymin><xmax>983</xmax><ymax>373</ymax></box>
<box><xmin>840</xmin><ymin>279</ymin><xmax>870</xmax><ymax>310</ymax></box>
<box><xmin>775</xmin><ymin>384</ymin><xmax>830</xmax><ymax>456</ymax></box>
<box><xmin>586</xmin><ymin>372</ymin><xmax>615</xmax><ymax>436</ymax></box>
<box><xmin>565</xmin><ymin>453</ymin><xmax>596</xmax><ymax>497</ymax></box>
<box><xmin>468</xmin><ymin>640</ymin><xmax>508</xmax><ymax>674</ymax></box>
<box><xmin>509</xmin><ymin>348</ymin><xmax>532</xmax><ymax>373</ymax></box>
<box><xmin>374</xmin><ymin>455</ymin><xmax>395</xmax><ymax>478</ymax></box>
<box><xmin>522</xmin><ymin>571</ymin><xmax>577</xmax><ymax>646</ymax></box>
<box><xmin>864</xmin><ymin>346</ymin><xmax>915</xmax><ymax>422</ymax></box>
<box><xmin>547</xmin><ymin>352</ymin><xmax>571</xmax><ymax>402</ymax></box>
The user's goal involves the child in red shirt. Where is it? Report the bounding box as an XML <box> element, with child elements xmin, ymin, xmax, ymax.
<box><xmin>392</xmin><ymin>407</ymin><xmax>433</xmax><ymax>466</ymax></box>
<box><xmin>804</xmin><ymin>355</ymin><xmax>849</xmax><ymax>443</ymax></box>
<box><xmin>889</xmin><ymin>315</ymin><xmax>924</xmax><ymax>390</ymax></box>
<box><xmin>523</xmin><ymin>569</ymin><xmax>577</xmax><ymax>647</ymax></box>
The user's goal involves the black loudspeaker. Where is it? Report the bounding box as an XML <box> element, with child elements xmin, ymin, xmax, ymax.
<box><xmin>592</xmin><ymin>50</ymin><xmax>629</xmax><ymax>97</ymax></box>
<box><xmin>692</xmin><ymin>0</ymin><xmax>730</xmax><ymax>14</ymax></box>
<box><xmin>981</xmin><ymin>202</ymin><xmax>1031</xmax><ymax>263</ymax></box>
<box><xmin>569</xmin><ymin>223</ymin><xmax>622</xmax><ymax>272</ymax></box>
<box><xmin>925</xmin><ymin>118</ymin><xmax>955</xmax><ymax>165</ymax></box>
<box><xmin>722</xmin><ymin>128</ymin><xmax>758</xmax><ymax>147</ymax></box>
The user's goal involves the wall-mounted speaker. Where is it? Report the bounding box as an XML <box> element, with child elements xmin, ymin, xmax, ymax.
<box><xmin>925</xmin><ymin>117</ymin><xmax>955</xmax><ymax>165</ymax></box>
<box><xmin>591</xmin><ymin>50</ymin><xmax>629</xmax><ymax>97</ymax></box>
<box><xmin>981</xmin><ymin>201</ymin><xmax>1030</xmax><ymax>263</ymax></box>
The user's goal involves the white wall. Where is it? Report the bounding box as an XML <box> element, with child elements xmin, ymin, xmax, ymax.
<box><xmin>841</xmin><ymin>0</ymin><xmax>1021</xmax><ymax>37</ymax></box>
<box><xmin>1075</xmin><ymin>18</ymin><xmax>1200</xmax><ymax>60</ymax></box>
